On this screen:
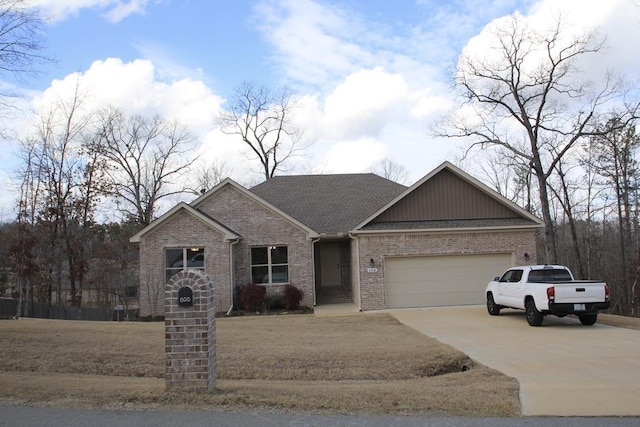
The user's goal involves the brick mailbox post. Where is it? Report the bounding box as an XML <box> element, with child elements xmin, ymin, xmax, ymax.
<box><xmin>164</xmin><ymin>270</ymin><xmax>216</xmax><ymax>392</ymax></box>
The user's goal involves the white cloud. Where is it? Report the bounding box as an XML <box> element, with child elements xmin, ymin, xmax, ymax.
<box><xmin>313</xmin><ymin>138</ymin><xmax>387</xmax><ymax>174</ymax></box>
<box><xmin>248</xmin><ymin>0</ymin><xmax>484</xmax><ymax>181</ymax></box>
<box><xmin>251</xmin><ymin>0</ymin><xmax>398</xmax><ymax>90</ymax></box>
<box><xmin>34</xmin><ymin>58</ymin><xmax>224</xmax><ymax>132</ymax></box>
<box><xmin>323</xmin><ymin>67</ymin><xmax>410</xmax><ymax>139</ymax></box>
<box><xmin>28</xmin><ymin>0</ymin><xmax>154</xmax><ymax>23</ymax></box>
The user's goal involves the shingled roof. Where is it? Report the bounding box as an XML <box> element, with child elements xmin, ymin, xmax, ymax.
<box><xmin>250</xmin><ymin>174</ymin><xmax>407</xmax><ymax>235</ymax></box>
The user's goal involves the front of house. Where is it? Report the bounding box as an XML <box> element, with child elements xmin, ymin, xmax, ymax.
<box><xmin>130</xmin><ymin>162</ymin><xmax>543</xmax><ymax>317</ymax></box>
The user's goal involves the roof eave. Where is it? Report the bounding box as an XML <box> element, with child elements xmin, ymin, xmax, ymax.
<box><xmin>350</xmin><ymin>223</ymin><xmax>544</xmax><ymax>235</ymax></box>
<box><xmin>129</xmin><ymin>202</ymin><xmax>240</xmax><ymax>243</ymax></box>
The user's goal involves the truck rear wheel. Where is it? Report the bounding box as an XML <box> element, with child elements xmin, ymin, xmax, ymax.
<box><xmin>525</xmin><ymin>299</ymin><xmax>544</xmax><ymax>326</ymax></box>
<box><xmin>578</xmin><ymin>313</ymin><xmax>597</xmax><ymax>325</ymax></box>
<box><xmin>487</xmin><ymin>293</ymin><xmax>501</xmax><ymax>315</ymax></box>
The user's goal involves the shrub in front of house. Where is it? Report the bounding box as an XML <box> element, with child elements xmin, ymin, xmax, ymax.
<box><xmin>283</xmin><ymin>284</ymin><xmax>304</xmax><ymax>310</ymax></box>
<box><xmin>241</xmin><ymin>282</ymin><xmax>266</xmax><ymax>312</ymax></box>
<box><xmin>265</xmin><ymin>293</ymin><xmax>284</xmax><ymax>312</ymax></box>
<box><xmin>233</xmin><ymin>284</ymin><xmax>245</xmax><ymax>310</ymax></box>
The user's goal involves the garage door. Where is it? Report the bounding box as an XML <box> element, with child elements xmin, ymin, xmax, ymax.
<box><xmin>385</xmin><ymin>254</ymin><xmax>512</xmax><ymax>308</ymax></box>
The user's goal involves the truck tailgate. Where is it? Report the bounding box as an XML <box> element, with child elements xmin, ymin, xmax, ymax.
<box><xmin>553</xmin><ymin>281</ymin><xmax>606</xmax><ymax>303</ymax></box>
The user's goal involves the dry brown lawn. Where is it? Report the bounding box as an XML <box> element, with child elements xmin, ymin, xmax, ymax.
<box><xmin>0</xmin><ymin>313</ymin><xmax>523</xmax><ymax>416</ymax></box>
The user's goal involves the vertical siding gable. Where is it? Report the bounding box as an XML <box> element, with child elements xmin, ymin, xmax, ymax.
<box><xmin>372</xmin><ymin>169</ymin><xmax>520</xmax><ymax>223</ymax></box>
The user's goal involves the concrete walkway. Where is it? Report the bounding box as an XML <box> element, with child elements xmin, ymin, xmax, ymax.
<box><xmin>313</xmin><ymin>303</ymin><xmax>360</xmax><ymax>317</ymax></box>
<box><xmin>391</xmin><ymin>305</ymin><xmax>640</xmax><ymax>417</ymax></box>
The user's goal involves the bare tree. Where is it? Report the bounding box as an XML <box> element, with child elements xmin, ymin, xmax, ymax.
<box><xmin>189</xmin><ymin>159</ymin><xmax>232</xmax><ymax>195</ymax></box>
<box><xmin>584</xmin><ymin>117</ymin><xmax>640</xmax><ymax>313</ymax></box>
<box><xmin>94</xmin><ymin>107</ymin><xmax>197</xmax><ymax>226</ymax></box>
<box><xmin>217</xmin><ymin>81</ymin><xmax>306</xmax><ymax>180</ymax></box>
<box><xmin>472</xmin><ymin>149</ymin><xmax>534</xmax><ymax>211</ymax></box>
<box><xmin>0</xmin><ymin>0</ymin><xmax>49</xmax><ymax>84</ymax></box>
<box><xmin>12</xmin><ymin>83</ymin><xmax>105</xmax><ymax>310</ymax></box>
<box><xmin>547</xmin><ymin>157</ymin><xmax>586</xmax><ymax>277</ymax></box>
<box><xmin>369</xmin><ymin>158</ymin><xmax>410</xmax><ymax>184</ymax></box>
<box><xmin>0</xmin><ymin>0</ymin><xmax>52</xmax><ymax>138</ymax></box>
<box><xmin>438</xmin><ymin>13</ymin><xmax>637</xmax><ymax>263</ymax></box>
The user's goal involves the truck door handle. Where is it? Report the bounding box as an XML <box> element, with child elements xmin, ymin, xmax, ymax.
<box><xmin>576</xmin><ymin>288</ymin><xmax>585</xmax><ymax>292</ymax></box>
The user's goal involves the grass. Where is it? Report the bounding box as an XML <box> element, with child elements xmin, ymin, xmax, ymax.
<box><xmin>1</xmin><ymin>313</ymin><xmax>521</xmax><ymax>416</ymax></box>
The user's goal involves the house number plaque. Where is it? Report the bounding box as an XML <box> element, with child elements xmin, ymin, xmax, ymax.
<box><xmin>178</xmin><ymin>286</ymin><xmax>194</xmax><ymax>307</ymax></box>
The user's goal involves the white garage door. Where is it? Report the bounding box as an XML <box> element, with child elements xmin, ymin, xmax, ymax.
<box><xmin>385</xmin><ymin>254</ymin><xmax>512</xmax><ymax>308</ymax></box>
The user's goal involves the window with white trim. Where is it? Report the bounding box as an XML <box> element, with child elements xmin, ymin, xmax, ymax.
<box><xmin>251</xmin><ymin>246</ymin><xmax>288</xmax><ymax>284</ymax></box>
<box><xmin>165</xmin><ymin>247</ymin><xmax>204</xmax><ymax>282</ymax></box>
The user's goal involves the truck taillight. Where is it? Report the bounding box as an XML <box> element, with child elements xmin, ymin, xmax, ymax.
<box><xmin>605</xmin><ymin>284</ymin><xmax>610</xmax><ymax>301</ymax></box>
<box><xmin>547</xmin><ymin>286</ymin><xmax>555</xmax><ymax>302</ymax></box>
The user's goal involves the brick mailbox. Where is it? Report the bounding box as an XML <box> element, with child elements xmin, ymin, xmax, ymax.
<box><xmin>164</xmin><ymin>270</ymin><xmax>216</xmax><ymax>392</ymax></box>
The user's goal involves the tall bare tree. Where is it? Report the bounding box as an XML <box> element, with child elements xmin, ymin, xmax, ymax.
<box><xmin>94</xmin><ymin>107</ymin><xmax>197</xmax><ymax>225</ymax></box>
<box><xmin>12</xmin><ymin>83</ymin><xmax>106</xmax><ymax>310</ymax></box>
<box><xmin>0</xmin><ymin>0</ymin><xmax>49</xmax><ymax>84</ymax></box>
<box><xmin>369</xmin><ymin>158</ymin><xmax>410</xmax><ymax>184</ymax></box>
<box><xmin>585</xmin><ymin>118</ymin><xmax>640</xmax><ymax>312</ymax></box>
<box><xmin>439</xmin><ymin>13</ymin><xmax>637</xmax><ymax>263</ymax></box>
<box><xmin>217</xmin><ymin>81</ymin><xmax>306</xmax><ymax>180</ymax></box>
<box><xmin>189</xmin><ymin>159</ymin><xmax>232</xmax><ymax>195</ymax></box>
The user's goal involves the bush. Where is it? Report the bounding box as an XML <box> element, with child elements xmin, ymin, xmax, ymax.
<box><xmin>233</xmin><ymin>284</ymin><xmax>245</xmax><ymax>310</ymax></box>
<box><xmin>241</xmin><ymin>282</ymin><xmax>266</xmax><ymax>312</ymax></box>
<box><xmin>265</xmin><ymin>293</ymin><xmax>284</xmax><ymax>312</ymax></box>
<box><xmin>283</xmin><ymin>284</ymin><xmax>304</xmax><ymax>310</ymax></box>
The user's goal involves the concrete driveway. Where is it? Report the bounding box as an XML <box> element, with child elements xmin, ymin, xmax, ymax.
<box><xmin>391</xmin><ymin>306</ymin><xmax>640</xmax><ymax>416</ymax></box>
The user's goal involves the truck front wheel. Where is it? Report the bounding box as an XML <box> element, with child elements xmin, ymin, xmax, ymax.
<box><xmin>525</xmin><ymin>299</ymin><xmax>544</xmax><ymax>326</ymax></box>
<box><xmin>578</xmin><ymin>313</ymin><xmax>597</xmax><ymax>325</ymax></box>
<box><xmin>487</xmin><ymin>293</ymin><xmax>501</xmax><ymax>315</ymax></box>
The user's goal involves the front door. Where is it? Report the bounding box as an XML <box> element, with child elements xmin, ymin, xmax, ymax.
<box><xmin>320</xmin><ymin>243</ymin><xmax>341</xmax><ymax>287</ymax></box>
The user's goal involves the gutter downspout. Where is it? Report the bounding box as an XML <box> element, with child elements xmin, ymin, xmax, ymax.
<box><xmin>310</xmin><ymin>236</ymin><xmax>320</xmax><ymax>307</ymax></box>
<box><xmin>349</xmin><ymin>232</ymin><xmax>363</xmax><ymax>312</ymax></box>
<box><xmin>226</xmin><ymin>237</ymin><xmax>241</xmax><ymax>316</ymax></box>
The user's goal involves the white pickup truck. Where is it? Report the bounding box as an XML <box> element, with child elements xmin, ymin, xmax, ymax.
<box><xmin>485</xmin><ymin>265</ymin><xmax>610</xmax><ymax>326</ymax></box>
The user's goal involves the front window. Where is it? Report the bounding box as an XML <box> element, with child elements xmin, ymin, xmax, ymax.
<box><xmin>251</xmin><ymin>246</ymin><xmax>288</xmax><ymax>284</ymax></box>
<box><xmin>165</xmin><ymin>247</ymin><xmax>205</xmax><ymax>282</ymax></box>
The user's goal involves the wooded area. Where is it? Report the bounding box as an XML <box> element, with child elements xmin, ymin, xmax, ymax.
<box><xmin>0</xmin><ymin>4</ymin><xmax>638</xmax><ymax>317</ymax></box>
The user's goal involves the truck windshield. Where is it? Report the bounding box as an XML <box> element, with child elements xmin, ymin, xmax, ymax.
<box><xmin>528</xmin><ymin>269</ymin><xmax>572</xmax><ymax>282</ymax></box>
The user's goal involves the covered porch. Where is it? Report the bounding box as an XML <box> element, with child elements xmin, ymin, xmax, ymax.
<box><xmin>314</xmin><ymin>239</ymin><xmax>354</xmax><ymax>305</ymax></box>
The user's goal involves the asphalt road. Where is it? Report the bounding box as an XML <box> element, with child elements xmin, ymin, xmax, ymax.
<box><xmin>1</xmin><ymin>406</ymin><xmax>639</xmax><ymax>427</ymax></box>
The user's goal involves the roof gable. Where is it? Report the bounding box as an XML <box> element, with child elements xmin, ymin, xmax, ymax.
<box><xmin>129</xmin><ymin>202</ymin><xmax>240</xmax><ymax>243</ymax></box>
<box><xmin>250</xmin><ymin>174</ymin><xmax>407</xmax><ymax>235</ymax></box>
<box><xmin>355</xmin><ymin>161</ymin><xmax>543</xmax><ymax>231</ymax></box>
<box><xmin>192</xmin><ymin>178</ymin><xmax>320</xmax><ymax>239</ymax></box>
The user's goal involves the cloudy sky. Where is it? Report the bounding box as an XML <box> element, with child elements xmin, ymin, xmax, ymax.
<box><xmin>0</xmin><ymin>0</ymin><xmax>639</xmax><ymax>221</ymax></box>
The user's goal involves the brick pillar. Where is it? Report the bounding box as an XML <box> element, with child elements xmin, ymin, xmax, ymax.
<box><xmin>164</xmin><ymin>270</ymin><xmax>216</xmax><ymax>392</ymax></box>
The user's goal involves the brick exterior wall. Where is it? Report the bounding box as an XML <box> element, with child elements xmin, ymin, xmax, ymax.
<box><xmin>138</xmin><ymin>185</ymin><xmax>316</xmax><ymax>317</ymax></box>
<box><xmin>355</xmin><ymin>229</ymin><xmax>538</xmax><ymax>311</ymax></box>
<box><xmin>196</xmin><ymin>185</ymin><xmax>315</xmax><ymax>308</ymax></box>
<box><xmin>165</xmin><ymin>270</ymin><xmax>216</xmax><ymax>392</ymax></box>
<box><xmin>138</xmin><ymin>209</ymin><xmax>232</xmax><ymax>318</ymax></box>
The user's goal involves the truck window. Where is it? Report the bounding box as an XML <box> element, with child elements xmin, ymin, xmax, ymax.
<box><xmin>528</xmin><ymin>269</ymin><xmax>572</xmax><ymax>282</ymax></box>
<box><xmin>500</xmin><ymin>269</ymin><xmax>523</xmax><ymax>282</ymax></box>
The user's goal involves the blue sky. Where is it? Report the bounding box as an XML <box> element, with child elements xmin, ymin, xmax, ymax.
<box><xmin>1</xmin><ymin>0</ymin><xmax>639</xmax><ymax>221</ymax></box>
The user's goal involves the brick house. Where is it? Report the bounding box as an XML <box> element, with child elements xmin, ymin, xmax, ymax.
<box><xmin>130</xmin><ymin>161</ymin><xmax>543</xmax><ymax>317</ymax></box>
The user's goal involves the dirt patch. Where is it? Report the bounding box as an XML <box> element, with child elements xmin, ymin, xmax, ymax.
<box><xmin>0</xmin><ymin>314</ymin><xmax>519</xmax><ymax>416</ymax></box>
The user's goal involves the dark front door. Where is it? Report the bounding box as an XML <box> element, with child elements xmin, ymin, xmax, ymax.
<box><xmin>319</xmin><ymin>242</ymin><xmax>341</xmax><ymax>288</ymax></box>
